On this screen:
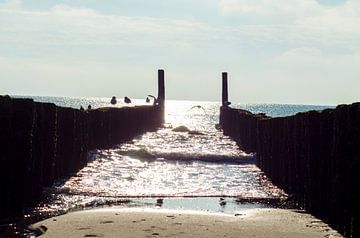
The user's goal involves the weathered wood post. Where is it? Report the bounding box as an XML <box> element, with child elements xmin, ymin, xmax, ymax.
<box><xmin>157</xmin><ymin>69</ymin><xmax>165</xmax><ymax>123</ymax></box>
<box><xmin>222</xmin><ymin>72</ymin><xmax>229</xmax><ymax>106</ymax></box>
<box><xmin>219</xmin><ymin>72</ymin><xmax>230</xmax><ymax>127</ymax></box>
<box><xmin>11</xmin><ymin>98</ymin><xmax>35</xmax><ymax>214</ymax></box>
<box><xmin>0</xmin><ymin>96</ymin><xmax>12</xmax><ymax>219</ymax></box>
<box><xmin>158</xmin><ymin>69</ymin><xmax>165</xmax><ymax>106</ymax></box>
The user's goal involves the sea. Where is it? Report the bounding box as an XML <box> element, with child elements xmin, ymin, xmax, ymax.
<box><xmin>2</xmin><ymin>96</ymin><xmax>335</xmax><ymax>237</ymax></box>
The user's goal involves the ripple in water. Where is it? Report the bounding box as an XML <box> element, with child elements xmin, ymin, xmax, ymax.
<box><xmin>63</xmin><ymin>150</ymin><xmax>278</xmax><ymax>198</ymax></box>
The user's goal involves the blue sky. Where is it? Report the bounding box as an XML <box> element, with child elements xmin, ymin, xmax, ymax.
<box><xmin>0</xmin><ymin>0</ymin><xmax>359</xmax><ymax>104</ymax></box>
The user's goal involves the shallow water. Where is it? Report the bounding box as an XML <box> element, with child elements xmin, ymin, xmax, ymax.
<box><xmin>21</xmin><ymin>98</ymin><xmax>333</xmax><ymax>217</ymax></box>
<box><xmin>29</xmin><ymin>101</ymin><xmax>269</xmax><ymax>214</ymax></box>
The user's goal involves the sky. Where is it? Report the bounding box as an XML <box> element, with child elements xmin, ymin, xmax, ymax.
<box><xmin>0</xmin><ymin>0</ymin><xmax>359</xmax><ymax>105</ymax></box>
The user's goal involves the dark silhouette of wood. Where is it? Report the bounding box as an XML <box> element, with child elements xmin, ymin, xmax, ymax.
<box><xmin>157</xmin><ymin>69</ymin><xmax>165</xmax><ymax>124</ymax></box>
<box><xmin>0</xmin><ymin>70</ymin><xmax>165</xmax><ymax>220</ymax></box>
<box><xmin>222</xmin><ymin>72</ymin><xmax>229</xmax><ymax>106</ymax></box>
<box><xmin>157</xmin><ymin>69</ymin><xmax>165</xmax><ymax>107</ymax></box>
<box><xmin>220</xmin><ymin>102</ymin><xmax>360</xmax><ymax>238</ymax></box>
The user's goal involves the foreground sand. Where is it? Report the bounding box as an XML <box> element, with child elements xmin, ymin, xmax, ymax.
<box><xmin>32</xmin><ymin>208</ymin><xmax>342</xmax><ymax>238</ymax></box>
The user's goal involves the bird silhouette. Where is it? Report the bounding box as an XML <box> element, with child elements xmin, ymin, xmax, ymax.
<box><xmin>124</xmin><ymin>96</ymin><xmax>132</xmax><ymax>104</ymax></box>
<box><xmin>110</xmin><ymin>96</ymin><xmax>117</xmax><ymax>105</ymax></box>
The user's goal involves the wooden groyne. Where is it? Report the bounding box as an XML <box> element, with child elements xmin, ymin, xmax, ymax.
<box><xmin>0</xmin><ymin>70</ymin><xmax>165</xmax><ymax>220</ymax></box>
<box><xmin>219</xmin><ymin>73</ymin><xmax>359</xmax><ymax>237</ymax></box>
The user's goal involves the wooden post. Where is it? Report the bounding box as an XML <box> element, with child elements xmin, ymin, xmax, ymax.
<box><xmin>157</xmin><ymin>69</ymin><xmax>165</xmax><ymax>107</ymax></box>
<box><xmin>222</xmin><ymin>72</ymin><xmax>229</xmax><ymax>106</ymax></box>
<box><xmin>0</xmin><ymin>96</ymin><xmax>12</xmax><ymax>219</ymax></box>
<box><xmin>157</xmin><ymin>69</ymin><xmax>165</xmax><ymax>124</ymax></box>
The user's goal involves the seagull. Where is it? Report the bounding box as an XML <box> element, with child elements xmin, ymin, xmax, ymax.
<box><xmin>156</xmin><ymin>198</ymin><xmax>164</xmax><ymax>207</ymax></box>
<box><xmin>124</xmin><ymin>96</ymin><xmax>132</xmax><ymax>104</ymax></box>
<box><xmin>147</xmin><ymin>95</ymin><xmax>158</xmax><ymax>105</ymax></box>
<box><xmin>219</xmin><ymin>197</ymin><xmax>226</xmax><ymax>206</ymax></box>
<box><xmin>189</xmin><ymin>105</ymin><xmax>206</xmax><ymax>114</ymax></box>
<box><xmin>110</xmin><ymin>96</ymin><xmax>117</xmax><ymax>105</ymax></box>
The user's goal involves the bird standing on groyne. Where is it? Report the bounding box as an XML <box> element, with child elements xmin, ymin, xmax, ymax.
<box><xmin>147</xmin><ymin>95</ymin><xmax>157</xmax><ymax>105</ymax></box>
<box><xmin>124</xmin><ymin>96</ymin><xmax>132</xmax><ymax>104</ymax></box>
<box><xmin>110</xmin><ymin>96</ymin><xmax>117</xmax><ymax>105</ymax></box>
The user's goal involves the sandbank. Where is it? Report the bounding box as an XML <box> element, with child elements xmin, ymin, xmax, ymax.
<box><xmin>31</xmin><ymin>208</ymin><xmax>342</xmax><ymax>238</ymax></box>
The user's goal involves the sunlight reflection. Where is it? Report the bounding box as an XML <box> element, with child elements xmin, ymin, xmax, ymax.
<box><xmin>42</xmin><ymin>100</ymin><xmax>286</xmax><ymax>214</ymax></box>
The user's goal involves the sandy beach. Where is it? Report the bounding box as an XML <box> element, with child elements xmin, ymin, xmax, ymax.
<box><xmin>31</xmin><ymin>208</ymin><xmax>342</xmax><ymax>238</ymax></box>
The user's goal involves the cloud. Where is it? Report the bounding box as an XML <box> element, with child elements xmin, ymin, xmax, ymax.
<box><xmin>218</xmin><ymin>0</ymin><xmax>360</xmax><ymax>29</ymax></box>
<box><xmin>1</xmin><ymin>1</ymin><xmax>359</xmax><ymax>52</ymax></box>
<box><xmin>0</xmin><ymin>56</ymin><xmax>158</xmax><ymax>97</ymax></box>
<box><xmin>275</xmin><ymin>47</ymin><xmax>322</xmax><ymax>62</ymax></box>
<box><xmin>0</xmin><ymin>3</ymin><xmax>213</xmax><ymax>50</ymax></box>
<box><xmin>276</xmin><ymin>48</ymin><xmax>360</xmax><ymax>83</ymax></box>
<box><xmin>50</xmin><ymin>4</ymin><xmax>98</xmax><ymax>17</ymax></box>
<box><xmin>0</xmin><ymin>0</ymin><xmax>22</xmax><ymax>10</ymax></box>
<box><xmin>1</xmin><ymin>1</ymin><xmax>359</xmax><ymax>103</ymax></box>
<box><xmin>274</xmin><ymin>47</ymin><xmax>360</xmax><ymax>68</ymax></box>
<box><xmin>217</xmin><ymin>0</ymin><xmax>360</xmax><ymax>50</ymax></box>
<box><xmin>218</xmin><ymin>0</ymin><xmax>321</xmax><ymax>18</ymax></box>
<box><xmin>263</xmin><ymin>47</ymin><xmax>360</xmax><ymax>103</ymax></box>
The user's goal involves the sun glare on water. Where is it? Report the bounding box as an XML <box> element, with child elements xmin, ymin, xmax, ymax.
<box><xmin>35</xmin><ymin>100</ymin><xmax>286</xmax><ymax>217</ymax></box>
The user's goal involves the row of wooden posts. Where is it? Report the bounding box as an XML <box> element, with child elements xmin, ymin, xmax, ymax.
<box><xmin>219</xmin><ymin>73</ymin><xmax>359</xmax><ymax>238</ymax></box>
<box><xmin>0</xmin><ymin>70</ymin><xmax>165</xmax><ymax>220</ymax></box>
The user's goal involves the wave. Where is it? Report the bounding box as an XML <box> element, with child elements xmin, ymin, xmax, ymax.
<box><xmin>115</xmin><ymin>148</ymin><xmax>255</xmax><ymax>165</ymax></box>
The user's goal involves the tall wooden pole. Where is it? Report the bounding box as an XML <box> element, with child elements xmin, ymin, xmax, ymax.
<box><xmin>158</xmin><ymin>69</ymin><xmax>165</xmax><ymax>107</ymax></box>
<box><xmin>222</xmin><ymin>72</ymin><xmax>228</xmax><ymax>106</ymax></box>
<box><xmin>157</xmin><ymin>69</ymin><xmax>165</xmax><ymax>123</ymax></box>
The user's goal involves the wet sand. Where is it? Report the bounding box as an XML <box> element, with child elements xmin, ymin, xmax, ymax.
<box><xmin>31</xmin><ymin>208</ymin><xmax>342</xmax><ymax>238</ymax></box>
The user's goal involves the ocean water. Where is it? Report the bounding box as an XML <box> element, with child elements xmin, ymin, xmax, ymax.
<box><xmin>18</xmin><ymin>96</ymin><xmax>333</xmax><ymax>217</ymax></box>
